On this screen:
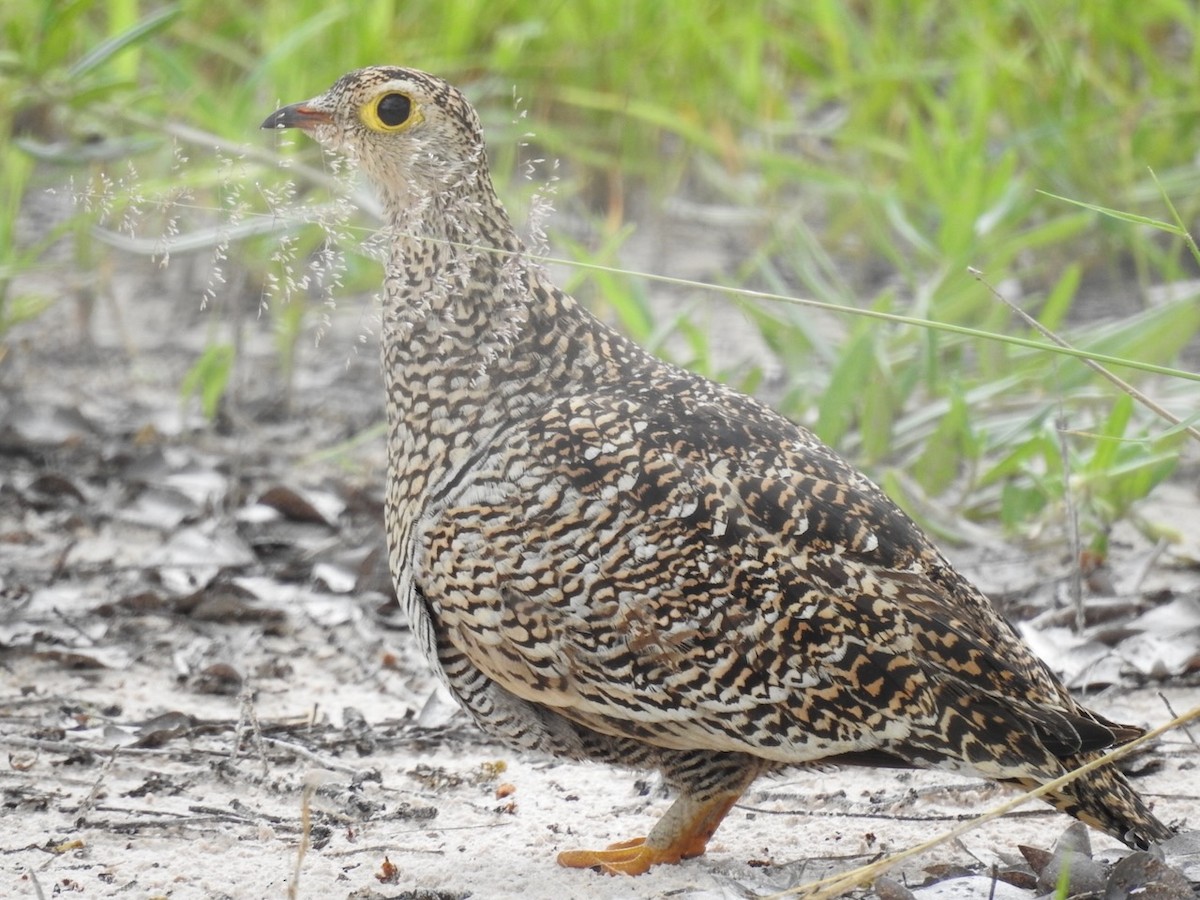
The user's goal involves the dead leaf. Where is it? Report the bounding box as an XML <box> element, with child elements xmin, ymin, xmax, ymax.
<box><xmin>257</xmin><ymin>485</ymin><xmax>336</xmax><ymax>526</ymax></box>
<box><xmin>1159</xmin><ymin>830</ymin><xmax>1200</xmax><ymax>882</ymax></box>
<box><xmin>190</xmin><ymin>663</ymin><xmax>243</xmax><ymax>695</ymax></box>
<box><xmin>1105</xmin><ymin>850</ymin><xmax>1196</xmax><ymax>899</ymax></box>
<box><xmin>28</xmin><ymin>473</ymin><xmax>86</xmax><ymax>504</ymax></box>
<box><xmin>375</xmin><ymin>855</ymin><xmax>399</xmax><ymax>883</ymax></box>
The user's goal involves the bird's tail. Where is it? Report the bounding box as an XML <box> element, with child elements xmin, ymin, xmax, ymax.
<box><xmin>1009</xmin><ymin>755</ymin><xmax>1173</xmax><ymax>850</ymax></box>
<box><xmin>877</xmin><ymin>687</ymin><xmax>1174</xmax><ymax>850</ymax></box>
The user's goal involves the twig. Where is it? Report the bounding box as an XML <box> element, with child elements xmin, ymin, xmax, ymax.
<box><xmin>50</xmin><ymin>606</ymin><xmax>99</xmax><ymax>646</ymax></box>
<box><xmin>186</xmin><ymin>803</ymin><xmax>279</xmax><ymax>824</ymax></box>
<box><xmin>261</xmin><ymin>737</ymin><xmax>363</xmax><ymax>776</ymax></box>
<box><xmin>288</xmin><ymin>776</ymin><xmax>319</xmax><ymax>900</ymax></box>
<box><xmin>93</xmin><ymin>805</ymin><xmax>203</xmax><ymax>819</ymax></box>
<box><xmin>325</xmin><ymin>843</ymin><xmax>446</xmax><ymax>859</ymax></box>
<box><xmin>97</xmin><ymin>814</ymin><xmax>278</xmax><ymax>832</ymax></box>
<box><xmin>734</xmin><ymin>805</ymin><xmax>1055</xmax><ymax>825</ymax></box>
<box><xmin>1158</xmin><ymin>693</ymin><xmax>1199</xmax><ymax>750</ymax></box>
<box><xmin>25</xmin><ymin>867</ymin><xmax>45</xmax><ymax>900</ymax></box>
<box><xmin>73</xmin><ymin>747</ymin><xmax>118</xmax><ymax>826</ymax></box>
<box><xmin>0</xmin><ymin>733</ymin><xmax>196</xmax><ymax>760</ymax></box>
<box><xmin>969</xmin><ymin>267</ymin><xmax>1200</xmax><ymax>444</ymax></box>
<box><xmin>234</xmin><ymin>685</ymin><xmax>270</xmax><ymax>778</ymax></box>
<box><xmin>0</xmin><ymin>694</ymin><xmax>69</xmax><ymax>709</ymax></box>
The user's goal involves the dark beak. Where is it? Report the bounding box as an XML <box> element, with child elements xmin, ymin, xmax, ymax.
<box><xmin>261</xmin><ymin>102</ymin><xmax>332</xmax><ymax>131</ymax></box>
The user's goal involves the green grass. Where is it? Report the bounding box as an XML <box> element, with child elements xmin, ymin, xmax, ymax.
<box><xmin>2</xmin><ymin>0</ymin><xmax>1198</xmax><ymax>545</ymax></box>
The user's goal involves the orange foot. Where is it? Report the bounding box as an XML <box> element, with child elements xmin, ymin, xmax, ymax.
<box><xmin>557</xmin><ymin>837</ymin><xmax>692</xmax><ymax>876</ymax></box>
<box><xmin>556</xmin><ymin>791</ymin><xmax>741</xmax><ymax>876</ymax></box>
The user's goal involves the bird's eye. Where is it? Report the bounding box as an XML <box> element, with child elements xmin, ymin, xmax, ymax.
<box><xmin>362</xmin><ymin>92</ymin><xmax>415</xmax><ymax>132</ymax></box>
<box><xmin>377</xmin><ymin>93</ymin><xmax>411</xmax><ymax>126</ymax></box>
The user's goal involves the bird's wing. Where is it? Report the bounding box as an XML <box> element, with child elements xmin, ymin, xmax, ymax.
<box><xmin>418</xmin><ymin>389</ymin><xmax>1109</xmax><ymax>773</ymax></box>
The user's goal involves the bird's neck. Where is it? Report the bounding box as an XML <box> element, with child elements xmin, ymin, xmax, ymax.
<box><xmin>378</xmin><ymin>187</ymin><xmax>618</xmax><ymax>515</ymax></box>
<box><xmin>379</xmin><ymin>187</ymin><xmax>538</xmax><ymax>405</ymax></box>
<box><xmin>376</xmin><ymin>186</ymin><xmax>668</xmax><ymax>619</ymax></box>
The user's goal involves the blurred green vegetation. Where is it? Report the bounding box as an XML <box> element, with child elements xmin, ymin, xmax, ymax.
<box><xmin>2</xmin><ymin>0</ymin><xmax>1198</xmax><ymax>547</ymax></box>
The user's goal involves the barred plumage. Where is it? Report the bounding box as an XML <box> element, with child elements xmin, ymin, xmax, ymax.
<box><xmin>263</xmin><ymin>67</ymin><xmax>1173</xmax><ymax>875</ymax></box>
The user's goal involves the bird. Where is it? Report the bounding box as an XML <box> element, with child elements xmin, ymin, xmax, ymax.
<box><xmin>262</xmin><ymin>67</ymin><xmax>1174</xmax><ymax>876</ymax></box>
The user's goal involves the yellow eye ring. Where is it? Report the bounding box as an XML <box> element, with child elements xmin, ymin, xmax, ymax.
<box><xmin>361</xmin><ymin>91</ymin><xmax>421</xmax><ymax>132</ymax></box>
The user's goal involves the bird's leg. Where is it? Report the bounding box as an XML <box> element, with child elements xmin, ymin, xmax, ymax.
<box><xmin>556</xmin><ymin>789</ymin><xmax>743</xmax><ymax>876</ymax></box>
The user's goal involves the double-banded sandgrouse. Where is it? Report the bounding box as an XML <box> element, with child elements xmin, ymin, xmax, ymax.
<box><xmin>262</xmin><ymin>67</ymin><xmax>1172</xmax><ymax>875</ymax></box>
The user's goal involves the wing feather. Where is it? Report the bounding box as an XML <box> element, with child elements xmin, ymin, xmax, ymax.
<box><xmin>418</xmin><ymin>389</ymin><xmax>1106</xmax><ymax>771</ymax></box>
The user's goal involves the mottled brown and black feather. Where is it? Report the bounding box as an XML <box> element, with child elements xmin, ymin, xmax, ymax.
<box><xmin>263</xmin><ymin>66</ymin><xmax>1173</xmax><ymax>870</ymax></box>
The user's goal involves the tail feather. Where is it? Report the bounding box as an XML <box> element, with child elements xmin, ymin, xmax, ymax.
<box><xmin>880</xmin><ymin>696</ymin><xmax>1174</xmax><ymax>849</ymax></box>
<box><xmin>1010</xmin><ymin>754</ymin><xmax>1173</xmax><ymax>850</ymax></box>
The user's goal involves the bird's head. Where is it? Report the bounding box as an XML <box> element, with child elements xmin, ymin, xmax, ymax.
<box><xmin>262</xmin><ymin>66</ymin><xmax>491</xmax><ymax>214</ymax></box>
